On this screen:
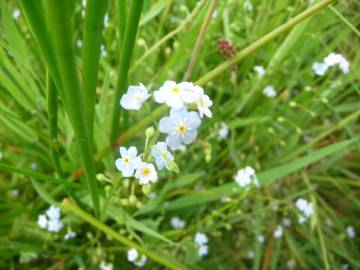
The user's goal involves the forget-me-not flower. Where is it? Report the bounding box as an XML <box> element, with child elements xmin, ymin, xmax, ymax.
<box><xmin>115</xmin><ymin>146</ymin><xmax>142</xmax><ymax>177</ymax></box>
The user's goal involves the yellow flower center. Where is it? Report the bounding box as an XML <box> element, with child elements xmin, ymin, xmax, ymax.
<box><xmin>124</xmin><ymin>157</ymin><xmax>130</xmax><ymax>165</ymax></box>
<box><xmin>135</xmin><ymin>95</ymin><xmax>141</xmax><ymax>101</ymax></box>
<box><xmin>142</xmin><ymin>167</ymin><xmax>151</xmax><ymax>176</ymax></box>
<box><xmin>199</xmin><ymin>98</ymin><xmax>204</xmax><ymax>107</ymax></box>
<box><xmin>176</xmin><ymin>123</ymin><xmax>188</xmax><ymax>135</ymax></box>
<box><xmin>170</xmin><ymin>86</ymin><xmax>181</xmax><ymax>94</ymax></box>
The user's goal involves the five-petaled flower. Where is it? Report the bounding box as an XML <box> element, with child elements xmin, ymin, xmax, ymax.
<box><xmin>120</xmin><ymin>83</ymin><xmax>151</xmax><ymax>110</ymax></box>
<box><xmin>159</xmin><ymin>108</ymin><xmax>201</xmax><ymax>149</ymax></box>
<box><xmin>154</xmin><ymin>81</ymin><xmax>195</xmax><ymax>109</ymax></box>
<box><xmin>151</xmin><ymin>141</ymin><xmax>174</xmax><ymax>170</ymax></box>
<box><xmin>115</xmin><ymin>146</ymin><xmax>142</xmax><ymax>177</ymax></box>
<box><xmin>135</xmin><ymin>162</ymin><xmax>158</xmax><ymax>185</ymax></box>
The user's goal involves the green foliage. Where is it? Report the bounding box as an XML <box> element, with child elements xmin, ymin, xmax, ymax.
<box><xmin>0</xmin><ymin>0</ymin><xmax>359</xmax><ymax>269</ymax></box>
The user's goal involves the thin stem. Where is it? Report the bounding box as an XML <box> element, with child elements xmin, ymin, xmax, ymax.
<box><xmin>194</xmin><ymin>0</ymin><xmax>336</xmax><ymax>86</ymax></box>
<box><xmin>110</xmin><ymin>0</ymin><xmax>144</xmax><ymax>143</ymax></box>
<box><xmin>61</xmin><ymin>198</ymin><xmax>190</xmax><ymax>270</ymax></box>
<box><xmin>82</xmin><ymin>0</ymin><xmax>110</xmax><ymax>139</ymax></box>
<box><xmin>183</xmin><ymin>0</ymin><xmax>219</xmax><ymax>80</ymax></box>
<box><xmin>117</xmin><ymin>0</ymin><xmax>127</xmax><ymax>50</ymax></box>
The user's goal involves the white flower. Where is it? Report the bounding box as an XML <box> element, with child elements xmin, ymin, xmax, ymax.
<box><xmin>115</xmin><ymin>146</ymin><xmax>141</xmax><ymax>177</ymax></box>
<box><xmin>159</xmin><ymin>108</ymin><xmax>201</xmax><ymax>149</ymax></box>
<box><xmin>324</xmin><ymin>52</ymin><xmax>342</xmax><ymax>66</ymax></box>
<box><xmin>339</xmin><ymin>57</ymin><xmax>350</xmax><ymax>74</ymax></box>
<box><xmin>0</xmin><ymin>151</ymin><xmax>3</xmax><ymax>160</ymax></box>
<box><xmin>46</xmin><ymin>206</ymin><xmax>61</xmax><ymax>220</ymax></box>
<box><xmin>170</xmin><ymin>217</ymin><xmax>186</xmax><ymax>229</ymax></box>
<box><xmin>262</xmin><ymin>85</ymin><xmax>277</xmax><ymax>98</ymax></box>
<box><xmin>287</xmin><ymin>259</ymin><xmax>296</xmax><ymax>269</ymax></box>
<box><xmin>191</xmin><ymin>86</ymin><xmax>212</xmax><ymax>118</ymax></box>
<box><xmin>234</xmin><ymin>166</ymin><xmax>259</xmax><ymax>188</ymax></box>
<box><xmin>120</xmin><ymin>83</ymin><xmax>151</xmax><ymax>110</ymax></box>
<box><xmin>47</xmin><ymin>219</ymin><xmax>63</xmax><ymax>232</ymax></box>
<box><xmin>10</xmin><ymin>189</ymin><xmax>19</xmax><ymax>197</ymax></box>
<box><xmin>295</xmin><ymin>198</ymin><xmax>313</xmax><ymax>218</ymax></box>
<box><xmin>312</xmin><ymin>62</ymin><xmax>329</xmax><ymax>76</ymax></box>
<box><xmin>247</xmin><ymin>250</ymin><xmax>255</xmax><ymax>259</ymax></box>
<box><xmin>135</xmin><ymin>162</ymin><xmax>157</xmax><ymax>185</ymax></box>
<box><xmin>273</xmin><ymin>225</ymin><xmax>283</xmax><ymax>238</ymax></box>
<box><xmin>257</xmin><ymin>234</ymin><xmax>265</xmax><ymax>243</ymax></box>
<box><xmin>101</xmin><ymin>44</ymin><xmax>107</xmax><ymax>57</ymax></box>
<box><xmin>148</xmin><ymin>192</ymin><xmax>157</xmax><ymax>199</ymax></box>
<box><xmin>254</xmin><ymin>65</ymin><xmax>265</xmax><ymax>77</ymax></box>
<box><xmin>195</xmin><ymin>232</ymin><xmax>208</xmax><ymax>245</ymax></box>
<box><xmin>283</xmin><ymin>218</ymin><xmax>291</xmax><ymax>227</ymax></box>
<box><xmin>151</xmin><ymin>142</ymin><xmax>174</xmax><ymax>170</ymax></box>
<box><xmin>134</xmin><ymin>256</ymin><xmax>147</xmax><ymax>267</ymax></box>
<box><xmin>30</xmin><ymin>162</ymin><xmax>38</xmax><ymax>170</ymax></box>
<box><xmin>154</xmin><ymin>81</ymin><xmax>195</xmax><ymax>109</ymax></box>
<box><xmin>298</xmin><ymin>216</ymin><xmax>306</xmax><ymax>224</ymax></box>
<box><xmin>346</xmin><ymin>226</ymin><xmax>356</xmax><ymax>238</ymax></box>
<box><xmin>12</xmin><ymin>9</ymin><xmax>21</xmax><ymax>19</ymax></box>
<box><xmin>127</xmin><ymin>248</ymin><xmax>139</xmax><ymax>262</ymax></box>
<box><xmin>218</xmin><ymin>122</ymin><xmax>229</xmax><ymax>139</ymax></box>
<box><xmin>64</xmin><ymin>231</ymin><xmax>76</xmax><ymax>240</ymax></box>
<box><xmin>99</xmin><ymin>261</ymin><xmax>113</xmax><ymax>270</ymax></box>
<box><xmin>198</xmin><ymin>244</ymin><xmax>208</xmax><ymax>257</ymax></box>
<box><xmin>76</xmin><ymin>40</ymin><xmax>83</xmax><ymax>48</ymax></box>
<box><xmin>37</xmin><ymin>214</ymin><xmax>47</xmax><ymax>229</ymax></box>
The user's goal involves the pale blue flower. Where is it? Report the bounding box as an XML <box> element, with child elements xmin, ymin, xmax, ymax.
<box><xmin>46</xmin><ymin>205</ymin><xmax>61</xmax><ymax>220</ymax></box>
<box><xmin>115</xmin><ymin>146</ymin><xmax>142</xmax><ymax>177</ymax></box>
<box><xmin>151</xmin><ymin>142</ymin><xmax>174</xmax><ymax>170</ymax></box>
<box><xmin>159</xmin><ymin>108</ymin><xmax>201</xmax><ymax>149</ymax></box>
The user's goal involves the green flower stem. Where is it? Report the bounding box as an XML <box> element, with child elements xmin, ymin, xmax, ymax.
<box><xmin>195</xmin><ymin>0</ymin><xmax>336</xmax><ymax>86</ymax></box>
<box><xmin>82</xmin><ymin>0</ymin><xmax>110</xmax><ymax>139</ymax></box>
<box><xmin>110</xmin><ymin>0</ymin><xmax>144</xmax><ymax>143</ymax></box>
<box><xmin>61</xmin><ymin>199</ymin><xmax>190</xmax><ymax>270</ymax></box>
<box><xmin>46</xmin><ymin>2</ymin><xmax>100</xmax><ymax>217</ymax></box>
<box><xmin>184</xmin><ymin>0</ymin><xmax>219</xmax><ymax>80</ymax></box>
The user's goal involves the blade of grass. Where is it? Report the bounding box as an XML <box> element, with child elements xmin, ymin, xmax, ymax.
<box><xmin>110</xmin><ymin>0</ymin><xmax>144</xmax><ymax>142</ymax></box>
<box><xmin>61</xmin><ymin>198</ymin><xmax>190</xmax><ymax>270</ymax></box>
<box><xmin>45</xmin><ymin>1</ymin><xmax>100</xmax><ymax>216</ymax></box>
<box><xmin>82</xmin><ymin>0</ymin><xmax>109</xmax><ymax>138</ymax></box>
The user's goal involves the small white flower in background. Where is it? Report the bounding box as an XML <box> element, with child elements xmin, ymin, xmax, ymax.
<box><xmin>101</xmin><ymin>44</ymin><xmax>107</xmax><ymax>57</ymax></box>
<box><xmin>120</xmin><ymin>84</ymin><xmax>151</xmax><ymax>110</ymax></box>
<box><xmin>254</xmin><ymin>65</ymin><xmax>265</xmax><ymax>77</ymax></box>
<box><xmin>46</xmin><ymin>206</ymin><xmax>61</xmax><ymax>220</ymax></box>
<box><xmin>283</xmin><ymin>218</ymin><xmax>291</xmax><ymax>227</ymax></box>
<box><xmin>159</xmin><ymin>108</ymin><xmax>201</xmax><ymax>149</ymax></box>
<box><xmin>151</xmin><ymin>142</ymin><xmax>174</xmax><ymax>170</ymax></box>
<box><xmin>257</xmin><ymin>234</ymin><xmax>265</xmax><ymax>243</ymax></box>
<box><xmin>273</xmin><ymin>225</ymin><xmax>283</xmax><ymax>238</ymax></box>
<box><xmin>104</xmin><ymin>13</ymin><xmax>109</xmax><ymax>25</ymax></box>
<box><xmin>135</xmin><ymin>162</ymin><xmax>157</xmax><ymax>185</ymax></box>
<box><xmin>9</xmin><ymin>189</ymin><xmax>19</xmax><ymax>197</ymax></box>
<box><xmin>247</xmin><ymin>250</ymin><xmax>255</xmax><ymax>259</ymax></box>
<box><xmin>312</xmin><ymin>62</ymin><xmax>328</xmax><ymax>76</ymax></box>
<box><xmin>298</xmin><ymin>216</ymin><xmax>306</xmax><ymax>224</ymax></box>
<box><xmin>37</xmin><ymin>214</ymin><xmax>47</xmax><ymax>229</ymax></box>
<box><xmin>154</xmin><ymin>81</ymin><xmax>195</xmax><ymax>109</ymax></box>
<box><xmin>194</xmin><ymin>232</ymin><xmax>209</xmax><ymax>257</ymax></box>
<box><xmin>295</xmin><ymin>198</ymin><xmax>313</xmax><ymax>218</ymax></box>
<box><xmin>127</xmin><ymin>248</ymin><xmax>147</xmax><ymax>267</ymax></box>
<box><xmin>195</xmin><ymin>232</ymin><xmax>208</xmax><ymax>245</ymax></box>
<box><xmin>234</xmin><ymin>166</ymin><xmax>259</xmax><ymax>188</ymax></box>
<box><xmin>191</xmin><ymin>85</ymin><xmax>212</xmax><ymax>118</ymax></box>
<box><xmin>346</xmin><ymin>226</ymin><xmax>356</xmax><ymax>239</ymax></box>
<box><xmin>338</xmin><ymin>57</ymin><xmax>350</xmax><ymax>74</ymax></box>
<box><xmin>76</xmin><ymin>40</ymin><xmax>83</xmax><ymax>48</ymax></box>
<box><xmin>287</xmin><ymin>259</ymin><xmax>296</xmax><ymax>269</ymax></box>
<box><xmin>218</xmin><ymin>122</ymin><xmax>229</xmax><ymax>139</ymax></box>
<box><xmin>148</xmin><ymin>192</ymin><xmax>157</xmax><ymax>200</ymax></box>
<box><xmin>324</xmin><ymin>52</ymin><xmax>343</xmax><ymax>66</ymax></box>
<box><xmin>99</xmin><ymin>261</ymin><xmax>113</xmax><ymax>270</ymax></box>
<box><xmin>115</xmin><ymin>146</ymin><xmax>141</xmax><ymax>177</ymax></box>
<box><xmin>170</xmin><ymin>217</ymin><xmax>186</xmax><ymax>229</ymax></box>
<box><xmin>127</xmin><ymin>248</ymin><xmax>139</xmax><ymax>262</ymax></box>
<box><xmin>30</xmin><ymin>162</ymin><xmax>38</xmax><ymax>170</ymax></box>
<box><xmin>12</xmin><ymin>9</ymin><xmax>21</xmax><ymax>19</ymax></box>
<box><xmin>262</xmin><ymin>85</ymin><xmax>277</xmax><ymax>98</ymax></box>
<box><xmin>47</xmin><ymin>219</ymin><xmax>63</xmax><ymax>233</ymax></box>
<box><xmin>64</xmin><ymin>231</ymin><xmax>76</xmax><ymax>240</ymax></box>
<box><xmin>198</xmin><ymin>244</ymin><xmax>209</xmax><ymax>257</ymax></box>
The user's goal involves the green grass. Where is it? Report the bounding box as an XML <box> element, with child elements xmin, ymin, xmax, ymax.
<box><xmin>0</xmin><ymin>0</ymin><xmax>359</xmax><ymax>269</ymax></box>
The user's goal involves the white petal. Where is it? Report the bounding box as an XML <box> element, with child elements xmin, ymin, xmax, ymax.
<box><xmin>187</xmin><ymin>111</ymin><xmax>201</xmax><ymax>129</ymax></box>
<box><xmin>166</xmin><ymin>134</ymin><xmax>182</xmax><ymax>148</ymax></box>
<box><xmin>122</xmin><ymin>166</ymin><xmax>134</xmax><ymax>177</ymax></box>
<box><xmin>159</xmin><ymin>116</ymin><xmax>174</xmax><ymax>134</ymax></box>
<box><xmin>170</xmin><ymin>107</ymin><xmax>187</xmax><ymax>122</ymax></box>
<box><xmin>182</xmin><ymin>130</ymin><xmax>197</xmax><ymax>144</ymax></box>
<box><xmin>119</xmin><ymin>147</ymin><xmax>127</xmax><ymax>157</ymax></box>
<box><xmin>166</xmin><ymin>97</ymin><xmax>184</xmax><ymax>109</ymax></box>
<box><xmin>115</xmin><ymin>158</ymin><xmax>125</xmax><ymax>171</ymax></box>
<box><xmin>128</xmin><ymin>146</ymin><xmax>137</xmax><ymax>157</ymax></box>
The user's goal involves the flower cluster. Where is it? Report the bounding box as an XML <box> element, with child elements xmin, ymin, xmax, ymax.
<box><xmin>194</xmin><ymin>232</ymin><xmax>209</xmax><ymax>257</ymax></box>
<box><xmin>99</xmin><ymin>261</ymin><xmax>113</xmax><ymax>270</ymax></box>
<box><xmin>127</xmin><ymin>248</ymin><xmax>147</xmax><ymax>267</ymax></box>
<box><xmin>313</xmin><ymin>52</ymin><xmax>350</xmax><ymax>76</ymax></box>
<box><xmin>234</xmin><ymin>166</ymin><xmax>259</xmax><ymax>188</ymax></box>
<box><xmin>117</xmin><ymin>81</ymin><xmax>213</xmax><ymax>185</ymax></box>
<box><xmin>273</xmin><ymin>225</ymin><xmax>283</xmax><ymax>238</ymax></box>
<box><xmin>37</xmin><ymin>205</ymin><xmax>63</xmax><ymax>233</ymax></box>
<box><xmin>295</xmin><ymin>198</ymin><xmax>313</xmax><ymax>223</ymax></box>
<box><xmin>262</xmin><ymin>85</ymin><xmax>277</xmax><ymax>98</ymax></box>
